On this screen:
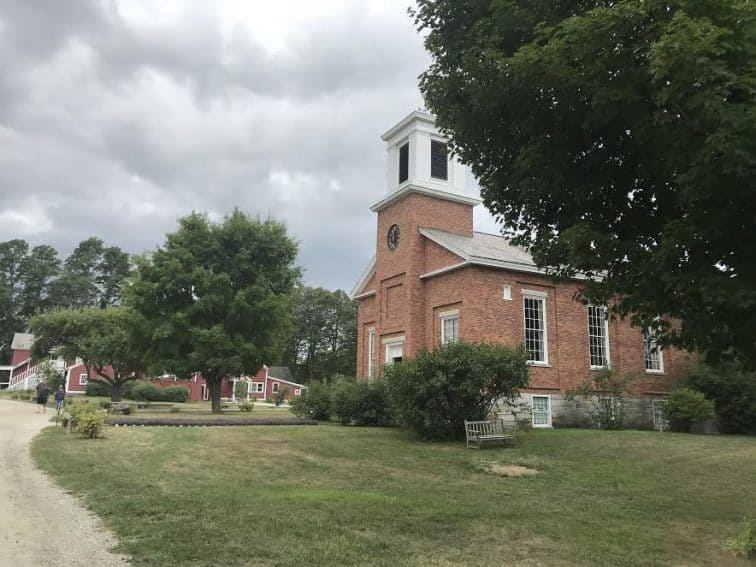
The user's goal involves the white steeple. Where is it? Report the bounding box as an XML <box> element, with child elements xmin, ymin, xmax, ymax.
<box><xmin>371</xmin><ymin>110</ymin><xmax>479</xmax><ymax>212</ymax></box>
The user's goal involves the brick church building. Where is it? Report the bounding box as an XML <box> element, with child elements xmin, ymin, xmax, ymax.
<box><xmin>351</xmin><ymin>111</ymin><xmax>694</xmax><ymax>429</ymax></box>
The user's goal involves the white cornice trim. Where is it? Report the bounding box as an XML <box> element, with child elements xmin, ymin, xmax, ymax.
<box><xmin>419</xmin><ymin>261</ymin><xmax>470</xmax><ymax>280</ymax></box>
<box><xmin>349</xmin><ymin>256</ymin><xmax>376</xmax><ymax>299</ymax></box>
<box><xmin>370</xmin><ymin>184</ymin><xmax>481</xmax><ymax>213</ymax></box>
<box><xmin>381</xmin><ymin>111</ymin><xmax>436</xmax><ymax>141</ymax></box>
<box><xmin>353</xmin><ymin>290</ymin><xmax>376</xmax><ymax>300</ymax></box>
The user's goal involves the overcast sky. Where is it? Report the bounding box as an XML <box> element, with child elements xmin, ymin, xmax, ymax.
<box><xmin>0</xmin><ymin>0</ymin><xmax>498</xmax><ymax>291</ymax></box>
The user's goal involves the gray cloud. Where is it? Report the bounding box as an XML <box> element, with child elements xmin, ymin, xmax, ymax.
<box><xmin>0</xmin><ymin>0</ymin><xmax>497</xmax><ymax>291</ymax></box>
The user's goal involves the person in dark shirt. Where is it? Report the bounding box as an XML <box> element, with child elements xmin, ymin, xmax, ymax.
<box><xmin>54</xmin><ymin>385</ymin><xmax>66</xmax><ymax>413</ymax></box>
<box><xmin>35</xmin><ymin>380</ymin><xmax>50</xmax><ymax>414</ymax></box>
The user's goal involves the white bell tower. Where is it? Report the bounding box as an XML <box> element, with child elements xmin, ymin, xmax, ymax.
<box><xmin>371</xmin><ymin>111</ymin><xmax>479</xmax><ymax>212</ymax></box>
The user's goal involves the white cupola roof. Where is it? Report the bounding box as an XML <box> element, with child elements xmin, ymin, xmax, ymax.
<box><xmin>371</xmin><ymin>110</ymin><xmax>479</xmax><ymax>212</ymax></box>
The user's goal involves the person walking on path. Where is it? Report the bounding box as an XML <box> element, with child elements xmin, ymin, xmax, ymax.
<box><xmin>54</xmin><ymin>385</ymin><xmax>66</xmax><ymax>413</ymax></box>
<box><xmin>35</xmin><ymin>379</ymin><xmax>50</xmax><ymax>414</ymax></box>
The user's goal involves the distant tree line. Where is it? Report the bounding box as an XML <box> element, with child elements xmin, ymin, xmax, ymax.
<box><xmin>0</xmin><ymin>237</ymin><xmax>130</xmax><ymax>362</ymax></box>
<box><xmin>23</xmin><ymin>210</ymin><xmax>357</xmax><ymax>413</ymax></box>
<box><xmin>281</xmin><ymin>286</ymin><xmax>357</xmax><ymax>383</ymax></box>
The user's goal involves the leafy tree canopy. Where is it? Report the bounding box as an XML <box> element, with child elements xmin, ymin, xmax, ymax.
<box><xmin>128</xmin><ymin>210</ymin><xmax>301</xmax><ymax>413</ymax></box>
<box><xmin>415</xmin><ymin>0</ymin><xmax>756</xmax><ymax>366</ymax></box>
<box><xmin>281</xmin><ymin>286</ymin><xmax>357</xmax><ymax>382</ymax></box>
<box><xmin>0</xmin><ymin>237</ymin><xmax>131</xmax><ymax>362</ymax></box>
<box><xmin>29</xmin><ymin>306</ymin><xmax>146</xmax><ymax>402</ymax></box>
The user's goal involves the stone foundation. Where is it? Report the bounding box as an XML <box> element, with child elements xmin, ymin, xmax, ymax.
<box><xmin>493</xmin><ymin>394</ymin><xmax>663</xmax><ymax>431</ymax></box>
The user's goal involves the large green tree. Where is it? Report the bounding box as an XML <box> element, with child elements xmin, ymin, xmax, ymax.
<box><xmin>0</xmin><ymin>237</ymin><xmax>131</xmax><ymax>363</ymax></box>
<box><xmin>29</xmin><ymin>306</ymin><xmax>146</xmax><ymax>402</ymax></box>
<box><xmin>0</xmin><ymin>239</ymin><xmax>29</xmax><ymax>361</ymax></box>
<box><xmin>128</xmin><ymin>211</ymin><xmax>300</xmax><ymax>413</ymax></box>
<box><xmin>281</xmin><ymin>286</ymin><xmax>357</xmax><ymax>382</ymax></box>
<box><xmin>50</xmin><ymin>237</ymin><xmax>131</xmax><ymax>309</ymax></box>
<box><xmin>415</xmin><ymin>0</ymin><xmax>756</xmax><ymax>366</ymax></box>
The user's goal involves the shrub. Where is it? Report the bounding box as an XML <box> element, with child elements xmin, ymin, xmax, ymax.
<box><xmin>385</xmin><ymin>341</ymin><xmax>529</xmax><ymax>440</ymax></box>
<box><xmin>723</xmin><ymin>517</ymin><xmax>755</xmax><ymax>559</ymax></box>
<box><xmin>67</xmin><ymin>403</ymin><xmax>107</xmax><ymax>439</ymax></box>
<box><xmin>121</xmin><ymin>380</ymin><xmax>136</xmax><ymax>399</ymax></box>
<box><xmin>274</xmin><ymin>387</ymin><xmax>289</xmax><ymax>406</ymax></box>
<box><xmin>98</xmin><ymin>400</ymin><xmax>112</xmax><ymax>410</ymax></box>
<box><xmin>685</xmin><ymin>361</ymin><xmax>756</xmax><ymax>434</ymax></box>
<box><xmin>291</xmin><ymin>380</ymin><xmax>331</xmax><ymax>421</ymax></box>
<box><xmin>86</xmin><ymin>381</ymin><xmax>111</xmax><ymax>397</ymax></box>
<box><xmin>664</xmin><ymin>388</ymin><xmax>715</xmax><ymax>432</ymax></box>
<box><xmin>161</xmin><ymin>386</ymin><xmax>190</xmax><ymax>403</ymax></box>
<box><xmin>565</xmin><ymin>368</ymin><xmax>636</xmax><ymax>430</ymax></box>
<box><xmin>328</xmin><ymin>376</ymin><xmax>393</xmax><ymax>426</ymax></box>
<box><xmin>127</xmin><ymin>382</ymin><xmax>189</xmax><ymax>402</ymax></box>
<box><xmin>238</xmin><ymin>399</ymin><xmax>255</xmax><ymax>412</ymax></box>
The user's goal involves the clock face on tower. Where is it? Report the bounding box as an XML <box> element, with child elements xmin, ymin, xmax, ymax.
<box><xmin>387</xmin><ymin>224</ymin><xmax>400</xmax><ymax>250</ymax></box>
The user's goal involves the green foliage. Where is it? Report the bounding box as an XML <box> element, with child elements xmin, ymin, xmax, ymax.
<box><xmin>238</xmin><ymin>399</ymin><xmax>255</xmax><ymax>412</ymax></box>
<box><xmin>281</xmin><ymin>286</ymin><xmax>357</xmax><ymax>382</ymax></box>
<box><xmin>326</xmin><ymin>376</ymin><xmax>393</xmax><ymax>426</ymax></box>
<box><xmin>129</xmin><ymin>382</ymin><xmax>163</xmax><ymax>401</ymax></box>
<box><xmin>66</xmin><ymin>402</ymin><xmax>107</xmax><ymax>439</ymax></box>
<box><xmin>0</xmin><ymin>236</ymin><xmax>130</xmax><ymax>363</ymax></box>
<box><xmin>415</xmin><ymin>0</ymin><xmax>756</xmax><ymax>367</ymax></box>
<box><xmin>86</xmin><ymin>381</ymin><xmax>111</xmax><ymax>397</ymax></box>
<box><xmin>684</xmin><ymin>361</ymin><xmax>756</xmax><ymax>434</ymax></box>
<box><xmin>28</xmin><ymin>305</ymin><xmax>146</xmax><ymax>402</ymax></box>
<box><xmin>274</xmin><ymin>387</ymin><xmax>289</xmax><ymax>407</ymax></box>
<box><xmin>664</xmin><ymin>388</ymin><xmax>716</xmax><ymax>432</ymax></box>
<box><xmin>128</xmin><ymin>210</ymin><xmax>300</xmax><ymax>413</ymax></box>
<box><xmin>129</xmin><ymin>382</ymin><xmax>189</xmax><ymax>402</ymax></box>
<box><xmin>290</xmin><ymin>379</ymin><xmax>331</xmax><ymax>421</ymax></box>
<box><xmin>566</xmin><ymin>368</ymin><xmax>636</xmax><ymax>430</ymax></box>
<box><xmin>385</xmin><ymin>342</ymin><xmax>529</xmax><ymax>440</ymax></box>
<box><xmin>36</xmin><ymin>359</ymin><xmax>65</xmax><ymax>391</ymax></box>
<box><xmin>723</xmin><ymin>517</ymin><xmax>756</xmax><ymax>559</ymax></box>
<box><xmin>234</xmin><ymin>380</ymin><xmax>248</xmax><ymax>401</ymax></box>
<box><xmin>161</xmin><ymin>386</ymin><xmax>190</xmax><ymax>403</ymax></box>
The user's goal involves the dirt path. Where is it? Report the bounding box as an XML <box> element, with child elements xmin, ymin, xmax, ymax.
<box><xmin>0</xmin><ymin>399</ymin><xmax>130</xmax><ymax>566</ymax></box>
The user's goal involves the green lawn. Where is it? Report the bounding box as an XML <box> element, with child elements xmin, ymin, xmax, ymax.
<box><xmin>32</xmin><ymin>426</ymin><xmax>755</xmax><ymax>566</ymax></box>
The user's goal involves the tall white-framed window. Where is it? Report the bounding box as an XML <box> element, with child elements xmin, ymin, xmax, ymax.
<box><xmin>367</xmin><ymin>327</ymin><xmax>376</xmax><ymax>382</ymax></box>
<box><xmin>643</xmin><ymin>329</ymin><xmax>664</xmax><ymax>373</ymax></box>
<box><xmin>383</xmin><ymin>336</ymin><xmax>405</xmax><ymax>366</ymax></box>
<box><xmin>201</xmin><ymin>384</ymin><xmax>209</xmax><ymax>400</ymax></box>
<box><xmin>531</xmin><ymin>395</ymin><xmax>552</xmax><ymax>428</ymax></box>
<box><xmin>652</xmin><ymin>399</ymin><xmax>667</xmax><ymax>429</ymax></box>
<box><xmin>588</xmin><ymin>305</ymin><xmax>610</xmax><ymax>368</ymax></box>
<box><xmin>523</xmin><ymin>291</ymin><xmax>548</xmax><ymax>365</ymax></box>
<box><xmin>79</xmin><ymin>373</ymin><xmax>88</xmax><ymax>386</ymax></box>
<box><xmin>272</xmin><ymin>382</ymin><xmax>280</xmax><ymax>393</ymax></box>
<box><xmin>439</xmin><ymin>310</ymin><xmax>459</xmax><ymax>344</ymax></box>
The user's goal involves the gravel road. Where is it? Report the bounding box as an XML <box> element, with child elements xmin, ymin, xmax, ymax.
<box><xmin>0</xmin><ymin>399</ymin><xmax>130</xmax><ymax>566</ymax></box>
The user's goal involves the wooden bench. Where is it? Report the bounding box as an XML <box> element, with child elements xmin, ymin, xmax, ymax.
<box><xmin>464</xmin><ymin>419</ymin><xmax>516</xmax><ymax>449</ymax></box>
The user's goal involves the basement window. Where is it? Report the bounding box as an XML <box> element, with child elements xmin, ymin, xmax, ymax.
<box><xmin>531</xmin><ymin>395</ymin><xmax>551</xmax><ymax>427</ymax></box>
<box><xmin>430</xmin><ymin>140</ymin><xmax>448</xmax><ymax>180</ymax></box>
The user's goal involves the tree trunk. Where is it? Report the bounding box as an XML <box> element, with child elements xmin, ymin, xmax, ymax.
<box><xmin>110</xmin><ymin>380</ymin><xmax>123</xmax><ymax>402</ymax></box>
<box><xmin>208</xmin><ymin>376</ymin><xmax>223</xmax><ymax>414</ymax></box>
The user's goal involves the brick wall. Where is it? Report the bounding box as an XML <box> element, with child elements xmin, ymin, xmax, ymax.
<box><xmin>355</xmin><ymin>190</ymin><xmax>696</xmax><ymax>393</ymax></box>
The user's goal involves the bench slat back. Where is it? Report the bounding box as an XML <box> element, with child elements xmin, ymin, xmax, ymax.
<box><xmin>465</xmin><ymin>419</ymin><xmax>511</xmax><ymax>437</ymax></box>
